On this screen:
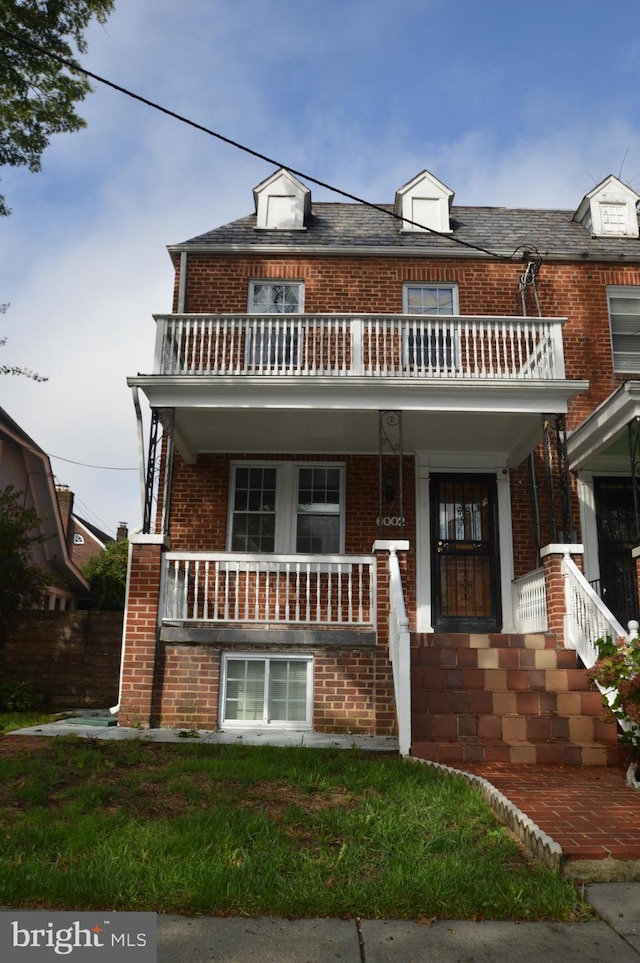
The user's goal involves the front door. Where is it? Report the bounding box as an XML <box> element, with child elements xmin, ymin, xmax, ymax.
<box><xmin>431</xmin><ymin>474</ymin><xmax>501</xmax><ymax>631</ymax></box>
<box><xmin>594</xmin><ymin>476</ymin><xmax>639</xmax><ymax>627</ymax></box>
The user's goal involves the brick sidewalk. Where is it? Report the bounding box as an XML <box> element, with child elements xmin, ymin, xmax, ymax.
<box><xmin>462</xmin><ymin>763</ymin><xmax>640</xmax><ymax>864</ymax></box>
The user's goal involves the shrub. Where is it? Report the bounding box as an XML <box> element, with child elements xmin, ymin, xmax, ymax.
<box><xmin>588</xmin><ymin>635</ymin><xmax>640</xmax><ymax>753</ymax></box>
<box><xmin>0</xmin><ymin>680</ymin><xmax>44</xmax><ymax>712</ymax></box>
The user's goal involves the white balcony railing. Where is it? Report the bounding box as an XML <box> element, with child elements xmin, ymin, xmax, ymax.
<box><xmin>162</xmin><ymin>552</ymin><xmax>376</xmax><ymax>627</ymax></box>
<box><xmin>153</xmin><ymin>314</ymin><xmax>566</xmax><ymax>380</ymax></box>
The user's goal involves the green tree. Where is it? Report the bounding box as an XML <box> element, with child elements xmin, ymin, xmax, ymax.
<box><xmin>80</xmin><ymin>537</ymin><xmax>128</xmax><ymax>610</ymax></box>
<box><xmin>0</xmin><ymin>485</ymin><xmax>50</xmax><ymax>626</ymax></box>
<box><xmin>0</xmin><ymin>0</ymin><xmax>115</xmax><ymax>215</ymax></box>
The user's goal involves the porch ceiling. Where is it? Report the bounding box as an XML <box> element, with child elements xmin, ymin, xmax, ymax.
<box><xmin>168</xmin><ymin>407</ymin><xmax>543</xmax><ymax>467</ymax></box>
<box><xmin>129</xmin><ymin>375</ymin><xmax>588</xmax><ymax>467</ymax></box>
<box><xmin>568</xmin><ymin>381</ymin><xmax>640</xmax><ymax>471</ymax></box>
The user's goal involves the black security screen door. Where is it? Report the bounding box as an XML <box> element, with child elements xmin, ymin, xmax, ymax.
<box><xmin>594</xmin><ymin>477</ymin><xmax>639</xmax><ymax>628</ymax></box>
<box><xmin>431</xmin><ymin>474</ymin><xmax>501</xmax><ymax>632</ymax></box>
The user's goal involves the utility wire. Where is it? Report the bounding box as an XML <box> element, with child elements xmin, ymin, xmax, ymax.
<box><xmin>0</xmin><ymin>25</ymin><xmax>509</xmax><ymax>261</ymax></box>
<box><xmin>49</xmin><ymin>453</ymin><xmax>137</xmax><ymax>471</ymax></box>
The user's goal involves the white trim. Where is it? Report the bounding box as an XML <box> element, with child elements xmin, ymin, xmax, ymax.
<box><xmin>247</xmin><ymin>280</ymin><xmax>305</xmax><ymax>313</ymax></box>
<box><xmin>219</xmin><ymin>652</ymin><xmax>313</xmax><ymax>729</ymax></box>
<box><xmin>227</xmin><ymin>460</ymin><xmax>346</xmax><ymax>554</ymax></box>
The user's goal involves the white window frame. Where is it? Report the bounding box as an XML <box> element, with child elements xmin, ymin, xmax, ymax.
<box><xmin>220</xmin><ymin>653</ymin><xmax>313</xmax><ymax>728</ymax></box>
<box><xmin>227</xmin><ymin>461</ymin><xmax>346</xmax><ymax>554</ymax></box>
<box><xmin>402</xmin><ymin>283</ymin><xmax>460</xmax><ymax>371</ymax></box>
<box><xmin>73</xmin><ymin>533</ymin><xmax>85</xmax><ymax>545</ymax></box>
<box><xmin>402</xmin><ymin>283</ymin><xmax>459</xmax><ymax>315</ymax></box>
<box><xmin>247</xmin><ymin>280</ymin><xmax>304</xmax><ymax>314</ymax></box>
<box><xmin>607</xmin><ymin>286</ymin><xmax>640</xmax><ymax>374</ymax></box>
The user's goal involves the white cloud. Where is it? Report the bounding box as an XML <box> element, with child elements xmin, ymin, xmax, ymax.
<box><xmin>2</xmin><ymin>0</ymin><xmax>640</xmax><ymax>535</ymax></box>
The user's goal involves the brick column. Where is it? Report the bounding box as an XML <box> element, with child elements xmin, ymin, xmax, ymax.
<box><xmin>118</xmin><ymin>535</ymin><xmax>168</xmax><ymax>728</ymax></box>
<box><xmin>540</xmin><ymin>543</ymin><xmax>583</xmax><ymax>645</ymax></box>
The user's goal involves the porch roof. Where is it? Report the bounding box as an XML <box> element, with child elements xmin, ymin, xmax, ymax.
<box><xmin>130</xmin><ymin>375</ymin><xmax>588</xmax><ymax>467</ymax></box>
<box><xmin>568</xmin><ymin>381</ymin><xmax>640</xmax><ymax>471</ymax></box>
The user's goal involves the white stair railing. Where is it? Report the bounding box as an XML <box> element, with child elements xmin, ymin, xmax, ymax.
<box><xmin>513</xmin><ymin>568</ymin><xmax>548</xmax><ymax>633</ymax></box>
<box><xmin>563</xmin><ymin>554</ymin><xmax>635</xmax><ymax>733</ymax></box>
<box><xmin>386</xmin><ymin>544</ymin><xmax>411</xmax><ymax>757</ymax></box>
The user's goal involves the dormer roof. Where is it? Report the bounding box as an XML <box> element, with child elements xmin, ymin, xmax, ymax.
<box><xmin>394</xmin><ymin>169</ymin><xmax>455</xmax><ymax>234</ymax></box>
<box><xmin>573</xmin><ymin>174</ymin><xmax>640</xmax><ymax>238</ymax></box>
<box><xmin>253</xmin><ymin>168</ymin><xmax>311</xmax><ymax>230</ymax></box>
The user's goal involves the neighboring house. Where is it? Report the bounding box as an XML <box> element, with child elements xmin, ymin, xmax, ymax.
<box><xmin>0</xmin><ymin>408</ymin><xmax>89</xmax><ymax>610</ymax></box>
<box><xmin>120</xmin><ymin>167</ymin><xmax>640</xmax><ymax>763</ymax></box>
<box><xmin>55</xmin><ymin>484</ymin><xmax>127</xmax><ymax>568</ymax></box>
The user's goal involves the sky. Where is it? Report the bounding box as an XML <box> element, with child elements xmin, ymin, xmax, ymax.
<box><xmin>1</xmin><ymin>0</ymin><xmax>640</xmax><ymax>537</ymax></box>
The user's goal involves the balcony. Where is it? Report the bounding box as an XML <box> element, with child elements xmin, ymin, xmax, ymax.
<box><xmin>153</xmin><ymin>313</ymin><xmax>567</xmax><ymax>380</ymax></box>
<box><xmin>129</xmin><ymin>312</ymin><xmax>586</xmax><ymax>465</ymax></box>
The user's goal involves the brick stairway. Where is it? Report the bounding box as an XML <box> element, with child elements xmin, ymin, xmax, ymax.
<box><xmin>411</xmin><ymin>632</ymin><xmax>624</xmax><ymax>766</ymax></box>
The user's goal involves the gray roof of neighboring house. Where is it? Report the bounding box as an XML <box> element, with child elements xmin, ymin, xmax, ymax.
<box><xmin>173</xmin><ymin>204</ymin><xmax>640</xmax><ymax>261</ymax></box>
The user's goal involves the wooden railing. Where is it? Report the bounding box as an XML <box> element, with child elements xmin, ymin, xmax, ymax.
<box><xmin>153</xmin><ymin>313</ymin><xmax>567</xmax><ymax>380</ymax></box>
<box><xmin>162</xmin><ymin>552</ymin><xmax>376</xmax><ymax>626</ymax></box>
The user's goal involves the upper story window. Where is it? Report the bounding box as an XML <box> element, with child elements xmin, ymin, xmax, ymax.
<box><xmin>403</xmin><ymin>284</ymin><xmax>459</xmax><ymax>371</ymax></box>
<box><xmin>607</xmin><ymin>286</ymin><xmax>640</xmax><ymax>373</ymax></box>
<box><xmin>73</xmin><ymin>533</ymin><xmax>85</xmax><ymax>545</ymax></box>
<box><xmin>403</xmin><ymin>284</ymin><xmax>458</xmax><ymax>315</ymax></box>
<box><xmin>229</xmin><ymin>462</ymin><xmax>344</xmax><ymax>554</ymax></box>
<box><xmin>248</xmin><ymin>281</ymin><xmax>303</xmax><ymax>314</ymax></box>
<box><xmin>247</xmin><ymin>282</ymin><xmax>304</xmax><ymax>369</ymax></box>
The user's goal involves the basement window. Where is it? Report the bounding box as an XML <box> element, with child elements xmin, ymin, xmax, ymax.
<box><xmin>221</xmin><ymin>654</ymin><xmax>313</xmax><ymax>727</ymax></box>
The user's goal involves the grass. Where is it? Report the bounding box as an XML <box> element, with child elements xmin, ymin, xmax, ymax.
<box><xmin>0</xmin><ymin>736</ymin><xmax>590</xmax><ymax>921</ymax></box>
<box><xmin>0</xmin><ymin>709</ymin><xmax>61</xmax><ymax>735</ymax></box>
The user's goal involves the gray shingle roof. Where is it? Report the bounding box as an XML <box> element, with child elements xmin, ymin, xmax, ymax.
<box><xmin>174</xmin><ymin>203</ymin><xmax>640</xmax><ymax>261</ymax></box>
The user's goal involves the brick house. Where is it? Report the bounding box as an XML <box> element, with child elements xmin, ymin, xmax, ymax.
<box><xmin>120</xmin><ymin>167</ymin><xmax>640</xmax><ymax>763</ymax></box>
<box><xmin>0</xmin><ymin>408</ymin><xmax>89</xmax><ymax>609</ymax></box>
<box><xmin>55</xmin><ymin>484</ymin><xmax>124</xmax><ymax>568</ymax></box>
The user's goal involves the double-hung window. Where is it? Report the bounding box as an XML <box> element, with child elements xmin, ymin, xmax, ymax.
<box><xmin>222</xmin><ymin>654</ymin><xmax>313</xmax><ymax>727</ymax></box>
<box><xmin>403</xmin><ymin>283</ymin><xmax>459</xmax><ymax>371</ymax></box>
<box><xmin>247</xmin><ymin>281</ymin><xmax>303</xmax><ymax>370</ymax></box>
<box><xmin>229</xmin><ymin>462</ymin><xmax>344</xmax><ymax>554</ymax></box>
<box><xmin>607</xmin><ymin>286</ymin><xmax>640</xmax><ymax>373</ymax></box>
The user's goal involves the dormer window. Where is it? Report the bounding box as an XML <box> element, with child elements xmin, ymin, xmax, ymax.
<box><xmin>395</xmin><ymin>170</ymin><xmax>454</xmax><ymax>234</ymax></box>
<box><xmin>574</xmin><ymin>175</ymin><xmax>640</xmax><ymax>239</ymax></box>
<box><xmin>253</xmin><ymin>168</ymin><xmax>311</xmax><ymax>230</ymax></box>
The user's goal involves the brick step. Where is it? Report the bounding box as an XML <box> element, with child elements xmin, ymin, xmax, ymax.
<box><xmin>411</xmin><ymin>739</ymin><xmax>626</xmax><ymax>767</ymax></box>
<box><xmin>412</xmin><ymin>666</ymin><xmax>594</xmax><ymax>693</ymax></box>
<box><xmin>413</xmin><ymin>645</ymin><xmax>578</xmax><ymax>670</ymax></box>
<box><xmin>412</xmin><ymin>712</ymin><xmax>619</xmax><ymax>746</ymax></box>
<box><xmin>412</xmin><ymin>632</ymin><xmax>559</xmax><ymax>650</ymax></box>
<box><xmin>413</xmin><ymin>688</ymin><xmax>606</xmax><ymax>717</ymax></box>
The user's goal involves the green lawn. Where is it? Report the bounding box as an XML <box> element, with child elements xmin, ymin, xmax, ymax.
<box><xmin>0</xmin><ymin>736</ymin><xmax>589</xmax><ymax>921</ymax></box>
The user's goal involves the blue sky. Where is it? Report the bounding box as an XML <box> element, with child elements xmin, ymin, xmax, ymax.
<box><xmin>1</xmin><ymin>0</ymin><xmax>640</xmax><ymax>535</ymax></box>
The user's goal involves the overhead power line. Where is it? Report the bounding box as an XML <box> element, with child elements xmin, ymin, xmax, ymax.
<box><xmin>0</xmin><ymin>25</ymin><xmax>508</xmax><ymax>261</ymax></box>
<box><xmin>49</xmin><ymin>453</ymin><xmax>137</xmax><ymax>471</ymax></box>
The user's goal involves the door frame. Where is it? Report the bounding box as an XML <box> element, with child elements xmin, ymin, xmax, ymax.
<box><xmin>415</xmin><ymin>453</ymin><xmax>515</xmax><ymax>633</ymax></box>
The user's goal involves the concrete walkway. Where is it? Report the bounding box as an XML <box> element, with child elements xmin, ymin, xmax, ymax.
<box><xmin>155</xmin><ymin>885</ymin><xmax>640</xmax><ymax>962</ymax></box>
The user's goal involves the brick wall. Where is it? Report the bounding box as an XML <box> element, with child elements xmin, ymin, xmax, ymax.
<box><xmin>150</xmin><ymin>641</ymin><xmax>397</xmax><ymax>735</ymax></box>
<box><xmin>2</xmin><ymin>610</ymin><xmax>122</xmax><ymax>709</ymax></box>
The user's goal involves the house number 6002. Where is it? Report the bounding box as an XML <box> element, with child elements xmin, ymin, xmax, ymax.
<box><xmin>376</xmin><ymin>516</ymin><xmax>406</xmax><ymax>527</ymax></box>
